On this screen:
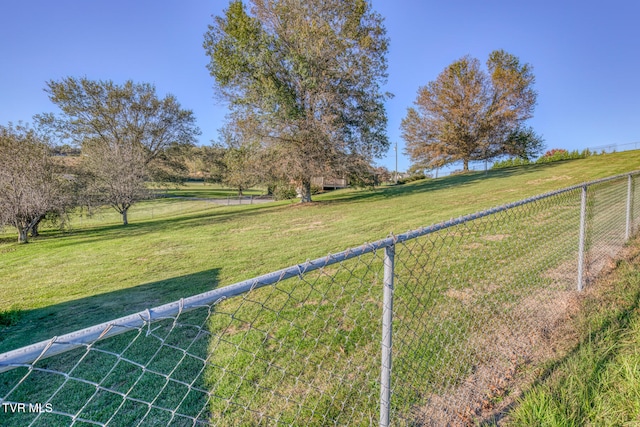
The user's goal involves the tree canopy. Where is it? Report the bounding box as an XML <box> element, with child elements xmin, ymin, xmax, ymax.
<box><xmin>401</xmin><ymin>50</ymin><xmax>543</xmax><ymax>172</ymax></box>
<box><xmin>0</xmin><ymin>123</ymin><xmax>71</xmax><ymax>243</ymax></box>
<box><xmin>41</xmin><ymin>77</ymin><xmax>200</xmax><ymax>225</ymax></box>
<box><xmin>204</xmin><ymin>0</ymin><xmax>391</xmax><ymax>202</ymax></box>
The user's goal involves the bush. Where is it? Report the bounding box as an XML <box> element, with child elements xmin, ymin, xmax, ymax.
<box><xmin>271</xmin><ymin>183</ymin><xmax>298</xmax><ymax>200</ymax></box>
<box><xmin>492</xmin><ymin>149</ymin><xmax>595</xmax><ymax>170</ymax></box>
<box><xmin>537</xmin><ymin>148</ymin><xmax>592</xmax><ymax>164</ymax></box>
<box><xmin>397</xmin><ymin>173</ymin><xmax>428</xmax><ymax>184</ymax></box>
<box><xmin>492</xmin><ymin>157</ymin><xmax>532</xmax><ymax>169</ymax></box>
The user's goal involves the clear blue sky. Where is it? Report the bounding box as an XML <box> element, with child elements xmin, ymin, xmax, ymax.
<box><xmin>2</xmin><ymin>0</ymin><xmax>639</xmax><ymax>173</ymax></box>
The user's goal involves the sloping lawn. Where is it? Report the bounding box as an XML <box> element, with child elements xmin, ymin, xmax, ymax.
<box><xmin>0</xmin><ymin>150</ymin><xmax>639</xmax><ymax>354</ymax></box>
<box><xmin>507</xmin><ymin>237</ymin><xmax>640</xmax><ymax>426</ymax></box>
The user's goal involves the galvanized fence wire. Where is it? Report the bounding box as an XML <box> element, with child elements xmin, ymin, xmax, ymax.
<box><xmin>0</xmin><ymin>171</ymin><xmax>638</xmax><ymax>426</ymax></box>
<box><xmin>390</xmin><ymin>189</ymin><xmax>584</xmax><ymax>424</ymax></box>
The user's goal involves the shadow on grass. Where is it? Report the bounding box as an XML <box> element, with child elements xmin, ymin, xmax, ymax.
<box><xmin>34</xmin><ymin>202</ymin><xmax>290</xmax><ymax>248</ymax></box>
<box><xmin>0</xmin><ymin>161</ymin><xmax>575</xmax><ymax>249</ymax></box>
<box><xmin>0</xmin><ymin>267</ymin><xmax>220</xmax><ymax>354</ymax></box>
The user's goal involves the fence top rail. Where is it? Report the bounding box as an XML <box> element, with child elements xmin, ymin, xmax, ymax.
<box><xmin>0</xmin><ymin>170</ymin><xmax>638</xmax><ymax>373</ymax></box>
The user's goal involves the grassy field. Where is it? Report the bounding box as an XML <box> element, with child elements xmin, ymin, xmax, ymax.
<box><xmin>157</xmin><ymin>182</ymin><xmax>265</xmax><ymax>199</ymax></box>
<box><xmin>1</xmin><ymin>151</ymin><xmax>640</xmax><ymax>425</ymax></box>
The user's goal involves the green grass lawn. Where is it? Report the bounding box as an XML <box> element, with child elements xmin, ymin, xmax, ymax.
<box><xmin>1</xmin><ymin>151</ymin><xmax>640</xmax><ymax>425</ymax></box>
<box><xmin>157</xmin><ymin>182</ymin><xmax>265</xmax><ymax>198</ymax></box>
<box><xmin>2</xmin><ymin>151</ymin><xmax>639</xmax><ymax>347</ymax></box>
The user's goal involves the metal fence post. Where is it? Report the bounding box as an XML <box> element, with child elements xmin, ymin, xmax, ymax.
<box><xmin>380</xmin><ymin>243</ymin><xmax>395</xmax><ymax>427</ymax></box>
<box><xmin>626</xmin><ymin>174</ymin><xmax>633</xmax><ymax>240</ymax></box>
<box><xmin>577</xmin><ymin>185</ymin><xmax>588</xmax><ymax>291</ymax></box>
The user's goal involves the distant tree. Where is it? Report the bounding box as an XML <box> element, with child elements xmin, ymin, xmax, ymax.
<box><xmin>500</xmin><ymin>126</ymin><xmax>545</xmax><ymax>160</ymax></box>
<box><xmin>214</xmin><ymin>120</ymin><xmax>264</xmax><ymax>195</ymax></box>
<box><xmin>40</xmin><ymin>77</ymin><xmax>200</xmax><ymax>225</ymax></box>
<box><xmin>186</xmin><ymin>145</ymin><xmax>227</xmax><ymax>183</ymax></box>
<box><xmin>204</xmin><ymin>0</ymin><xmax>390</xmax><ymax>202</ymax></box>
<box><xmin>401</xmin><ymin>50</ymin><xmax>543</xmax><ymax>172</ymax></box>
<box><xmin>541</xmin><ymin>148</ymin><xmax>569</xmax><ymax>158</ymax></box>
<box><xmin>0</xmin><ymin>123</ymin><xmax>71</xmax><ymax>243</ymax></box>
<box><xmin>373</xmin><ymin>166</ymin><xmax>392</xmax><ymax>184</ymax></box>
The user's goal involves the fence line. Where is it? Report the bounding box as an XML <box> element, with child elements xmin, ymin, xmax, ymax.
<box><xmin>0</xmin><ymin>171</ymin><xmax>639</xmax><ymax>426</ymax></box>
<box><xmin>586</xmin><ymin>140</ymin><xmax>640</xmax><ymax>154</ymax></box>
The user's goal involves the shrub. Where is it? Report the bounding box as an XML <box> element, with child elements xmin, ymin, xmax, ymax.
<box><xmin>537</xmin><ymin>148</ymin><xmax>592</xmax><ymax>164</ymax></box>
<box><xmin>271</xmin><ymin>183</ymin><xmax>298</xmax><ymax>200</ymax></box>
<box><xmin>492</xmin><ymin>157</ymin><xmax>532</xmax><ymax>169</ymax></box>
<box><xmin>397</xmin><ymin>173</ymin><xmax>428</xmax><ymax>184</ymax></box>
<box><xmin>492</xmin><ymin>149</ymin><xmax>595</xmax><ymax>170</ymax></box>
<box><xmin>542</xmin><ymin>148</ymin><xmax>569</xmax><ymax>158</ymax></box>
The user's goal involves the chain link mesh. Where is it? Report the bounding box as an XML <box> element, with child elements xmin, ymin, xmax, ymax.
<box><xmin>0</xmin><ymin>173</ymin><xmax>638</xmax><ymax>426</ymax></box>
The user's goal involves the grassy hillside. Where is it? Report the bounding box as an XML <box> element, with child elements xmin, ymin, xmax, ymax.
<box><xmin>1</xmin><ymin>151</ymin><xmax>639</xmax><ymax>354</ymax></box>
<box><xmin>507</xmin><ymin>236</ymin><xmax>640</xmax><ymax>425</ymax></box>
<box><xmin>1</xmin><ymin>150</ymin><xmax>640</xmax><ymax>426</ymax></box>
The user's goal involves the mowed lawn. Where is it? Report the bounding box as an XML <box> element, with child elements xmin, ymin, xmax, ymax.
<box><xmin>1</xmin><ymin>150</ymin><xmax>640</xmax><ymax>354</ymax></box>
<box><xmin>158</xmin><ymin>181</ymin><xmax>265</xmax><ymax>198</ymax></box>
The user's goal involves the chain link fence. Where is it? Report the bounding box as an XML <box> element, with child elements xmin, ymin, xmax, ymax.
<box><xmin>0</xmin><ymin>172</ymin><xmax>638</xmax><ymax>426</ymax></box>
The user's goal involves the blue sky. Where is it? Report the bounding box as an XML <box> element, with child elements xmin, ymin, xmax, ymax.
<box><xmin>2</xmin><ymin>0</ymin><xmax>639</xmax><ymax>173</ymax></box>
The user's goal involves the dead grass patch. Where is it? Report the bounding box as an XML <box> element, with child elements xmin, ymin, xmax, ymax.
<box><xmin>526</xmin><ymin>175</ymin><xmax>572</xmax><ymax>186</ymax></box>
<box><xmin>412</xmin><ymin>242</ymin><xmax>640</xmax><ymax>426</ymax></box>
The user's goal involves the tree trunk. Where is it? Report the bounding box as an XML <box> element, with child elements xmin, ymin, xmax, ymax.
<box><xmin>30</xmin><ymin>215</ymin><xmax>44</xmax><ymax>237</ymax></box>
<box><xmin>18</xmin><ymin>227</ymin><xmax>29</xmax><ymax>244</ymax></box>
<box><xmin>122</xmin><ymin>209</ymin><xmax>129</xmax><ymax>226</ymax></box>
<box><xmin>299</xmin><ymin>179</ymin><xmax>312</xmax><ymax>203</ymax></box>
<box><xmin>30</xmin><ymin>222</ymin><xmax>39</xmax><ymax>237</ymax></box>
<box><xmin>463</xmin><ymin>158</ymin><xmax>469</xmax><ymax>171</ymax></box>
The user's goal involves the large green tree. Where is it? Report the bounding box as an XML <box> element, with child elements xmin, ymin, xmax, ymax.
<box><xmin>204</xmin><ymin>0</ymin><xmax>390</xmax><ymax>202</ymax></box>
<box><xmin>41</xmin><ymin>78</ymin><xmax>200</xmax><ymax>225</ymax></box>
<box><xmin>401</xmin><ymin>50</ymin><xmax>543</xmax><ymax>172</ymax></box>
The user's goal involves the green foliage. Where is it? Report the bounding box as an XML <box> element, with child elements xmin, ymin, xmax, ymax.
<box><xmin>397</xmin><ymin>173</ymin><xmax>428</xmax><ymax>184</ymax></box>
<box><xmin>492</xmin><ymin>149</ymin><xmax>595</xmax><ymax>169</ymax></box>
<box><xmin>203</xmin><ymin>0</ymin><xmax>390</xmax><ymax>202</ymax></box>
<box><xmin>271</xmin><ymin>182</ymin><xmax>298</xmax><ymax>200</ymax></box>
<box><xmin>491</xmin><ymin>157</ymin><xmax>533</xmax><ymax>169</ymax></box>
<box><xmin>537</xmin><ymin>148</ymin><xmax>592</xmax><ymax>163</ymax></box>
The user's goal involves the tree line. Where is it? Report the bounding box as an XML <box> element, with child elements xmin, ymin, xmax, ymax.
<box><xmin>0</xmin><ymin>78</ymin><xmax>200</xmax><ymax>243</ymax></box>
<box><xmin>1</xmin><ymin>0</ymin><xmax>543</xmax><ymax>243</ymax></box>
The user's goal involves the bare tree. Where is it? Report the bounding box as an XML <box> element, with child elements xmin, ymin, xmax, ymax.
<box><xmin>204</xmin><ymin>0</ymin><xmax>390</xmax><ymax>202</ymax></box>
<box><xmin>0</xmin><ymin>123</ymin><xmax>70</xmax><ymax>243</ymax></box>
<box><xmin>401</xmin><ymin>50</ymin><xmax>543</xmax><ymax>172</ymax></box>
<box><xmin>40</xmin><ymin>78</ymin><xmax>200</xmax><ymax>225</ymax></box>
